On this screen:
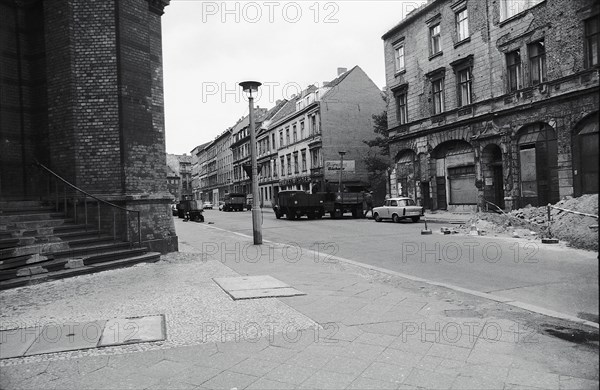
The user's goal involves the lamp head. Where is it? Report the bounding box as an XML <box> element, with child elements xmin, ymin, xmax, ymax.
<box><xmin>239</xmin><ymin>81</ymin><xmax>262</xmax><ymax>97</ymax></box>
<box><xmin>338</xmin><ymin>151</ymin><xmax>347</xmax><ymax>157</ymax></box>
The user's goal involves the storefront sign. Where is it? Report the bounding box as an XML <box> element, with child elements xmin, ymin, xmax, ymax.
<box><xmin>325</xmin><ymin>160</ymin><xmax>355</xmax><ymax>173</ymax></box>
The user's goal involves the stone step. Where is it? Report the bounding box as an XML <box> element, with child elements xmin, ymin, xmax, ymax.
<box><xmin>0</xmin><ymin>224</ymin><xmax>96</xmax><ymax>239</ymax></box>
<box><xmin>52</xmin><ymin>242</ymin><xmax>134</xmax><ymax>259</ymax></box>
<box><xmin>7</xmin><ymin>219</ymin><xmax>69</xmax><ymax>230</ymax></box>
<box><xmin>0</xmin><ymin>253</ymin><xmax>54</xmax><ymax>271</ymax></box>
<box><xmin>66</xmin><ymin>236</ymin><xmax>116</xmax><ymax>248</ymax></box>
<box><xmin>0</xmin><ymin>237</ymin><xmax>36</xmax><ymax>250</ymax></box>
<box><xmin>0</xmin><ymin>252</ymin><xmax>161</xmax><ymax>290</ymax></box>
<box><xmin>0</xmin><ymin>212</ymin><xmax>64</xmax><ymax>224</ymax></box>
<box><xmin>0</xmin><ymin>201</ymin><xmax>48</xmax><ymax>210</ymax></box>
<box><xmin>0</xmin><ymin>241</ymin><xmax>70</xmax><ymax>261</ymax></box>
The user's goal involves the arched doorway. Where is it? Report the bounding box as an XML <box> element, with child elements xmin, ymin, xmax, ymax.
<box><xmin>431</xmin><ymin>140</ymin><xmax>476</xmax><ymax>211</ymax></box>
<box><xmin>395</xmin><ymin>149</ymin><xmax>418</xmax><ymax>200</ymax></box>
<box><xmin>517</xmin><ymin>123</ymin><xmax>559</xmax><ymax>207</ymax></box>
<box><xmin>481</xmin><ymin>144</ymin><xmax>504</xmax><ymax>209</ymax></box>
<box><xmin>572</xmin><ymin>113</ymin><xmax>598</xmax><ymax>196</ymax></box>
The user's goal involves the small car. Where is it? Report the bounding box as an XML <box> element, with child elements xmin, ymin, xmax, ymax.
<box><xmin>202</xmin><ymin>201</ymin><xmax>213</xmax><ymax>210</ymax></box>
<box><xmin>218</xmin><ymin>201</ymin><xmax>225</xmax><ymax>211</ymax></box>
<box><xmin>372</xmin><ymin>197</ymin><xmax>424</xmax><ymax>223</ymax></box>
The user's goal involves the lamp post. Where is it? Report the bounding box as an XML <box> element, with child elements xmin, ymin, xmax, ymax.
<box><xmin>239</xmin><ymin>81</ymin><xmax>262</xmax><ymax>244</ymax></box>
<box><xmin>338</xmin><ymin>151</ymin><xmax>346</xmax><ymax>218</ymax></box>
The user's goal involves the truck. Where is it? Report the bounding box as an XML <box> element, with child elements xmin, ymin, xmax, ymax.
<box><xmin>222</xmin><ymin>193</ymin><xmax>246</xmax><ymax>212</ymax></box>
<box><xmin>177</xmin><ymin>199</ymin><xmax>204</xmax><ymax>222</ymax></box>
<box><xmin>272</xmin><ymin>190</ymin><xmax>365</xmax><ymax>220</ymax></box>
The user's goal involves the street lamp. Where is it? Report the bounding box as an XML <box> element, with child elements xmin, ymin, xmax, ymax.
<box><xmin>239</xmin><ymin>81</ymin><xmax>262</xmax><ymax>245</ymax></box>
<box><xmin>338</xmin><ymin>151</ymin><xmax>346</xmax><ymax>217</ymax></box>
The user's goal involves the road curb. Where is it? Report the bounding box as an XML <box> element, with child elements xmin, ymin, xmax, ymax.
<box><xmin>202</xmin><ymin>224</ymin><xmax>599</xmax><ymax>330</ymax></box>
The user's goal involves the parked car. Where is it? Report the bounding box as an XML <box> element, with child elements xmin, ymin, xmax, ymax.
<box><xmin>202</xmin><ymin>201</ymin><xmax>213</xmax><ymax>210</ymax></box>
<box><xmin>218</xmin><ymin>201</ymin><xmax>225</xmax><ymax>211</ymax></box>
<box><xmin>372</xmin><ymin>197</ymin><xmax>424</xmax><ymax>223</ymax></box>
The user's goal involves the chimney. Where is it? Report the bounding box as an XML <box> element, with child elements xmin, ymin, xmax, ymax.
<box><xmin>337</xmin><ymin>67</ymin><xmax>347</xmax><ymax>76</ymax></box>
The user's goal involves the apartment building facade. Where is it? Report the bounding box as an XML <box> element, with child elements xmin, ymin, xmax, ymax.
<box><xmin>383</xmin><ymin>0</ymin><xmax>598</xmax><ymax>211</ymax></box>
<box><xmin>166</xmin><ymin>154</ymin><xmax>192</xmax><ymax>200</ymax></box>
<box><xmin>262</xmin><ymin>66</ymin><xmax>386</xmax><ymax>202</ymax></box>
<box><xmin>202</xmin><ymin>129</ymin><xmax>233</xmax><ymax>204</ymax></box>
<box><xmin>190</xmin><ymin>142</ymin><xmax>210</xmax><ymax>201</ymax></box>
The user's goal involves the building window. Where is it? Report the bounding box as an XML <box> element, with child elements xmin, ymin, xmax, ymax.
<box><xmin>285</xmin><ymin>128</ymin><xmax>290</xmax><ymax>145</ymax></box>
<box><xmin>528</xmin><ymin>40</ymin><xmax>546</xmax><ymax>85</ymax></box>
<box><xmin>280</xmin><ymin>156</ymin><xmax>285</xmax><ymax>176</ymax></box>
<box><xmin>394</xmin><ymin>44</ymin><xmax>405</xmax><ymax>72</ymax></box>
<box><xmin>500</xmin><ymin>0</ymin><xmax>543</xmax><ymax>21</ymax></box>
<box><xmin>287</xmin><ymin>155</ymin><xmax>292</xmax><ymax>175</ymax></box>
<box><xmin>311</xmin><ymin>148</ymin><xmax>320</xmax><ymax>168</ymax></box>
<box><xmin>279</xmin><ymin>131</ymin><xmax>283</xmax><ymax>147</ymax></box>
<box><xmin>293</xmin><ymin>153</ymin><xmax>299</xmax><ymax>174</ymax></box>
<box><xmin>395</xmin><ymin>91</ymin><xmax>408</xmax><ymax>124</ymax></box>
<box><xmin>301</xmin><ymin>150</ymin><xmax>307</xmax><ymax>172</ymax></box>
<box><xmin>300</xmin><ymin>121</ymin><xmax>305</xmax><ymax>139</ymax></box>
<box><xmin>585</xmin><ymin>17</ymin><xmax>599</xmax><ymax>68</ymax></box>
<box><xmin>430</xmin><ymin>23</ymin><xmax>441</xmax><ymax>55</ymax></box>
<box><xmin>456</xmin><ymin>8</ymin><xmax>469</xmax><ymax>42</ymax></box>
<box><xmin>293</xmin><ymin>125</ymin><xmax>297</xmax><ymax>143</ymax></box>
<box><xmin>432</xmin><ymin>78</ymin><xmax>445</xmax><ymax>114</ymax></box>
<box><xmin>506</xmin><ymin>49</ymin><xmax>522</xmax><ymax>92</ymax></box>
<box><xmin>273</xmin><ymin>159</ymin><xmax>277</xmax><ymax>177</ymax></box>
<box><xmin>272</xmin><ymin>134</ymin><xmax>276</xmax><ymax>149</ymax></box>
<box><xmin>457</xmin><ymin>68</ymin><xmax>472</xmax><ymax>106</ymax></box>
<box><xmin>311</xmin><ymin>115</ymin><xmax>318</xmax><ymax>135</ymax></box>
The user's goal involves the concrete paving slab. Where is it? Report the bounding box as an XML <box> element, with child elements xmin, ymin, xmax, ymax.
<box><xmin>213</xmin><ymin>275</ymin><xmax>306</xmax><ymax>300</ymax></box>
<box><xmin>98</xmin><ymin>315</ymin><xmax>165</xmax><ymax>347</ymax></box>
<box><xmin>214</xmin><ymin>275</ymin><xmax>290</xmax><ymax>290</ymax></box>
<box><xmin>0</xmin><ymin>326</ymin><xmax>42</xmax><ymax>359</ymax></box>
<box><xmin>228</xmin><ymin>287</ymin><xmax>306</xmax><ymax>300</ymax></box>
<box><xmin>25</xmin><ymin>320</ymin><xmax>106</xmax><ymax>356</ymax></box>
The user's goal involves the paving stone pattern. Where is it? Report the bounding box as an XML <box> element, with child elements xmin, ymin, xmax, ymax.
<box><xmin>0</xmin><ymin>226</ymin><xmax>598</xmax><ymax>389</ymax></box>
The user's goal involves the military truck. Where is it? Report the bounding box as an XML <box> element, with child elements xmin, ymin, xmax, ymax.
<box><xmin>272</xmin><ymin>190</ymin><xmax>365</xmax><ymax>220</ymax></box>
<box><xmin>177</xmin><ymin>199</ymin><xmax>204</xmax><ymax>222</ymax></box>
<box><xmin>222</xmin><ymin>193</ymin><xmax>246</xmax><ymax>211</ymax></box>
<box><xmin>273</xmin><ymin>190</ymin><xmax>325</xmax><ymax>220</ymax></box>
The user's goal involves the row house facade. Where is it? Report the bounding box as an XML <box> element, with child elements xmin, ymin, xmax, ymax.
<box><xmin>202</xmin><ymin>128</ymin><xmax>233</xmax><ymax>204</ymax></box>
<box><xmin>257</xmin><ymin>66</ymin><xmax>386</xmax><ymax>207</ymax></box>
<box><xmin>166</xmin><ymin>154</ymin><xmax>193</xmax><ymax>201</ymax></box>
<box><xmin>383</xmin><ymin>0</ymin><xmax>599</xmax><ymax>212</ymax></box>
<box><xmin>190</xmin><ymin>142</ymin><xmax>210</xmax><ymax>200</ymax></box>
<box><xmin>230</xmin><ymin>108</ymin><xmax>269</xmax><ymax>195</ymax></box>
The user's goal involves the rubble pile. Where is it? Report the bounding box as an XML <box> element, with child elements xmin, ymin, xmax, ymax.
<box><xmin>469</xmin><ymin>194</ymin><xmax>598</xmax><ymax>251</ymax></box>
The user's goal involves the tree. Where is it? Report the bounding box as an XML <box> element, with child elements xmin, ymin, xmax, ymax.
<box><xmin>363</xmin><ymin>108</ymin><xmax>392</xmax><ymax>200</ymax></box>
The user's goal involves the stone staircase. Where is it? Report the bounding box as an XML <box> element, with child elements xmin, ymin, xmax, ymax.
<box><xmin>0</xmin><ymin>200</ymin><xmax>161</xmax><ymax>290</ymax></box>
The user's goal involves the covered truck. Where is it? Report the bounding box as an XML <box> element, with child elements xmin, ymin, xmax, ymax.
<box><xmin>222</xmin><ymin>193</ymin><xmax>246</xmax><ymax>211</ymax></box>
<box><xmin>272</xmin><ymin>190</ymin><xmax>365</xmax><ymax>220</ymax></box>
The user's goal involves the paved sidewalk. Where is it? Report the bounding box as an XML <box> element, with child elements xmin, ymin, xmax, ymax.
<box><xmin>0</xmin><ymin>224</ymin><xmax>598</xmax><ymax>389</ymax></box>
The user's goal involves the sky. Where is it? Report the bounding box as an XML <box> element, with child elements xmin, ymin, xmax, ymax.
<box><xmin>162</xmin><ymin>0</ymin><xmax>426</xmax><ymax>155</ymax></box>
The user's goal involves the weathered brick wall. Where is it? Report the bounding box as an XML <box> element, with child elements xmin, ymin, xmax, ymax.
<box><xmin>0</xmin><ymin>0</ymin><xmax>48</xmax><ymax>198</ymax></box>
<box><xmin>383</xmin><ymin>0</ymin><xmax>598</xmax><ymax>210</ymax></box>
<box><xmin>383</xmin><ymin>0</ymin><xmax>493</xmax><ymax>130</ymax></box>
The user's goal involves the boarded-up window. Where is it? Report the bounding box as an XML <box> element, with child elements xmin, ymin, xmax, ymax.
<box><xmin>520</xmin><ymin>146</ymin><xmax>537</xmax><ymax>198</ymax></box>
<box><xmin>448</xmin><ymin>165</ymin><xmax>477</xmax><ymax>204</ymax></box>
